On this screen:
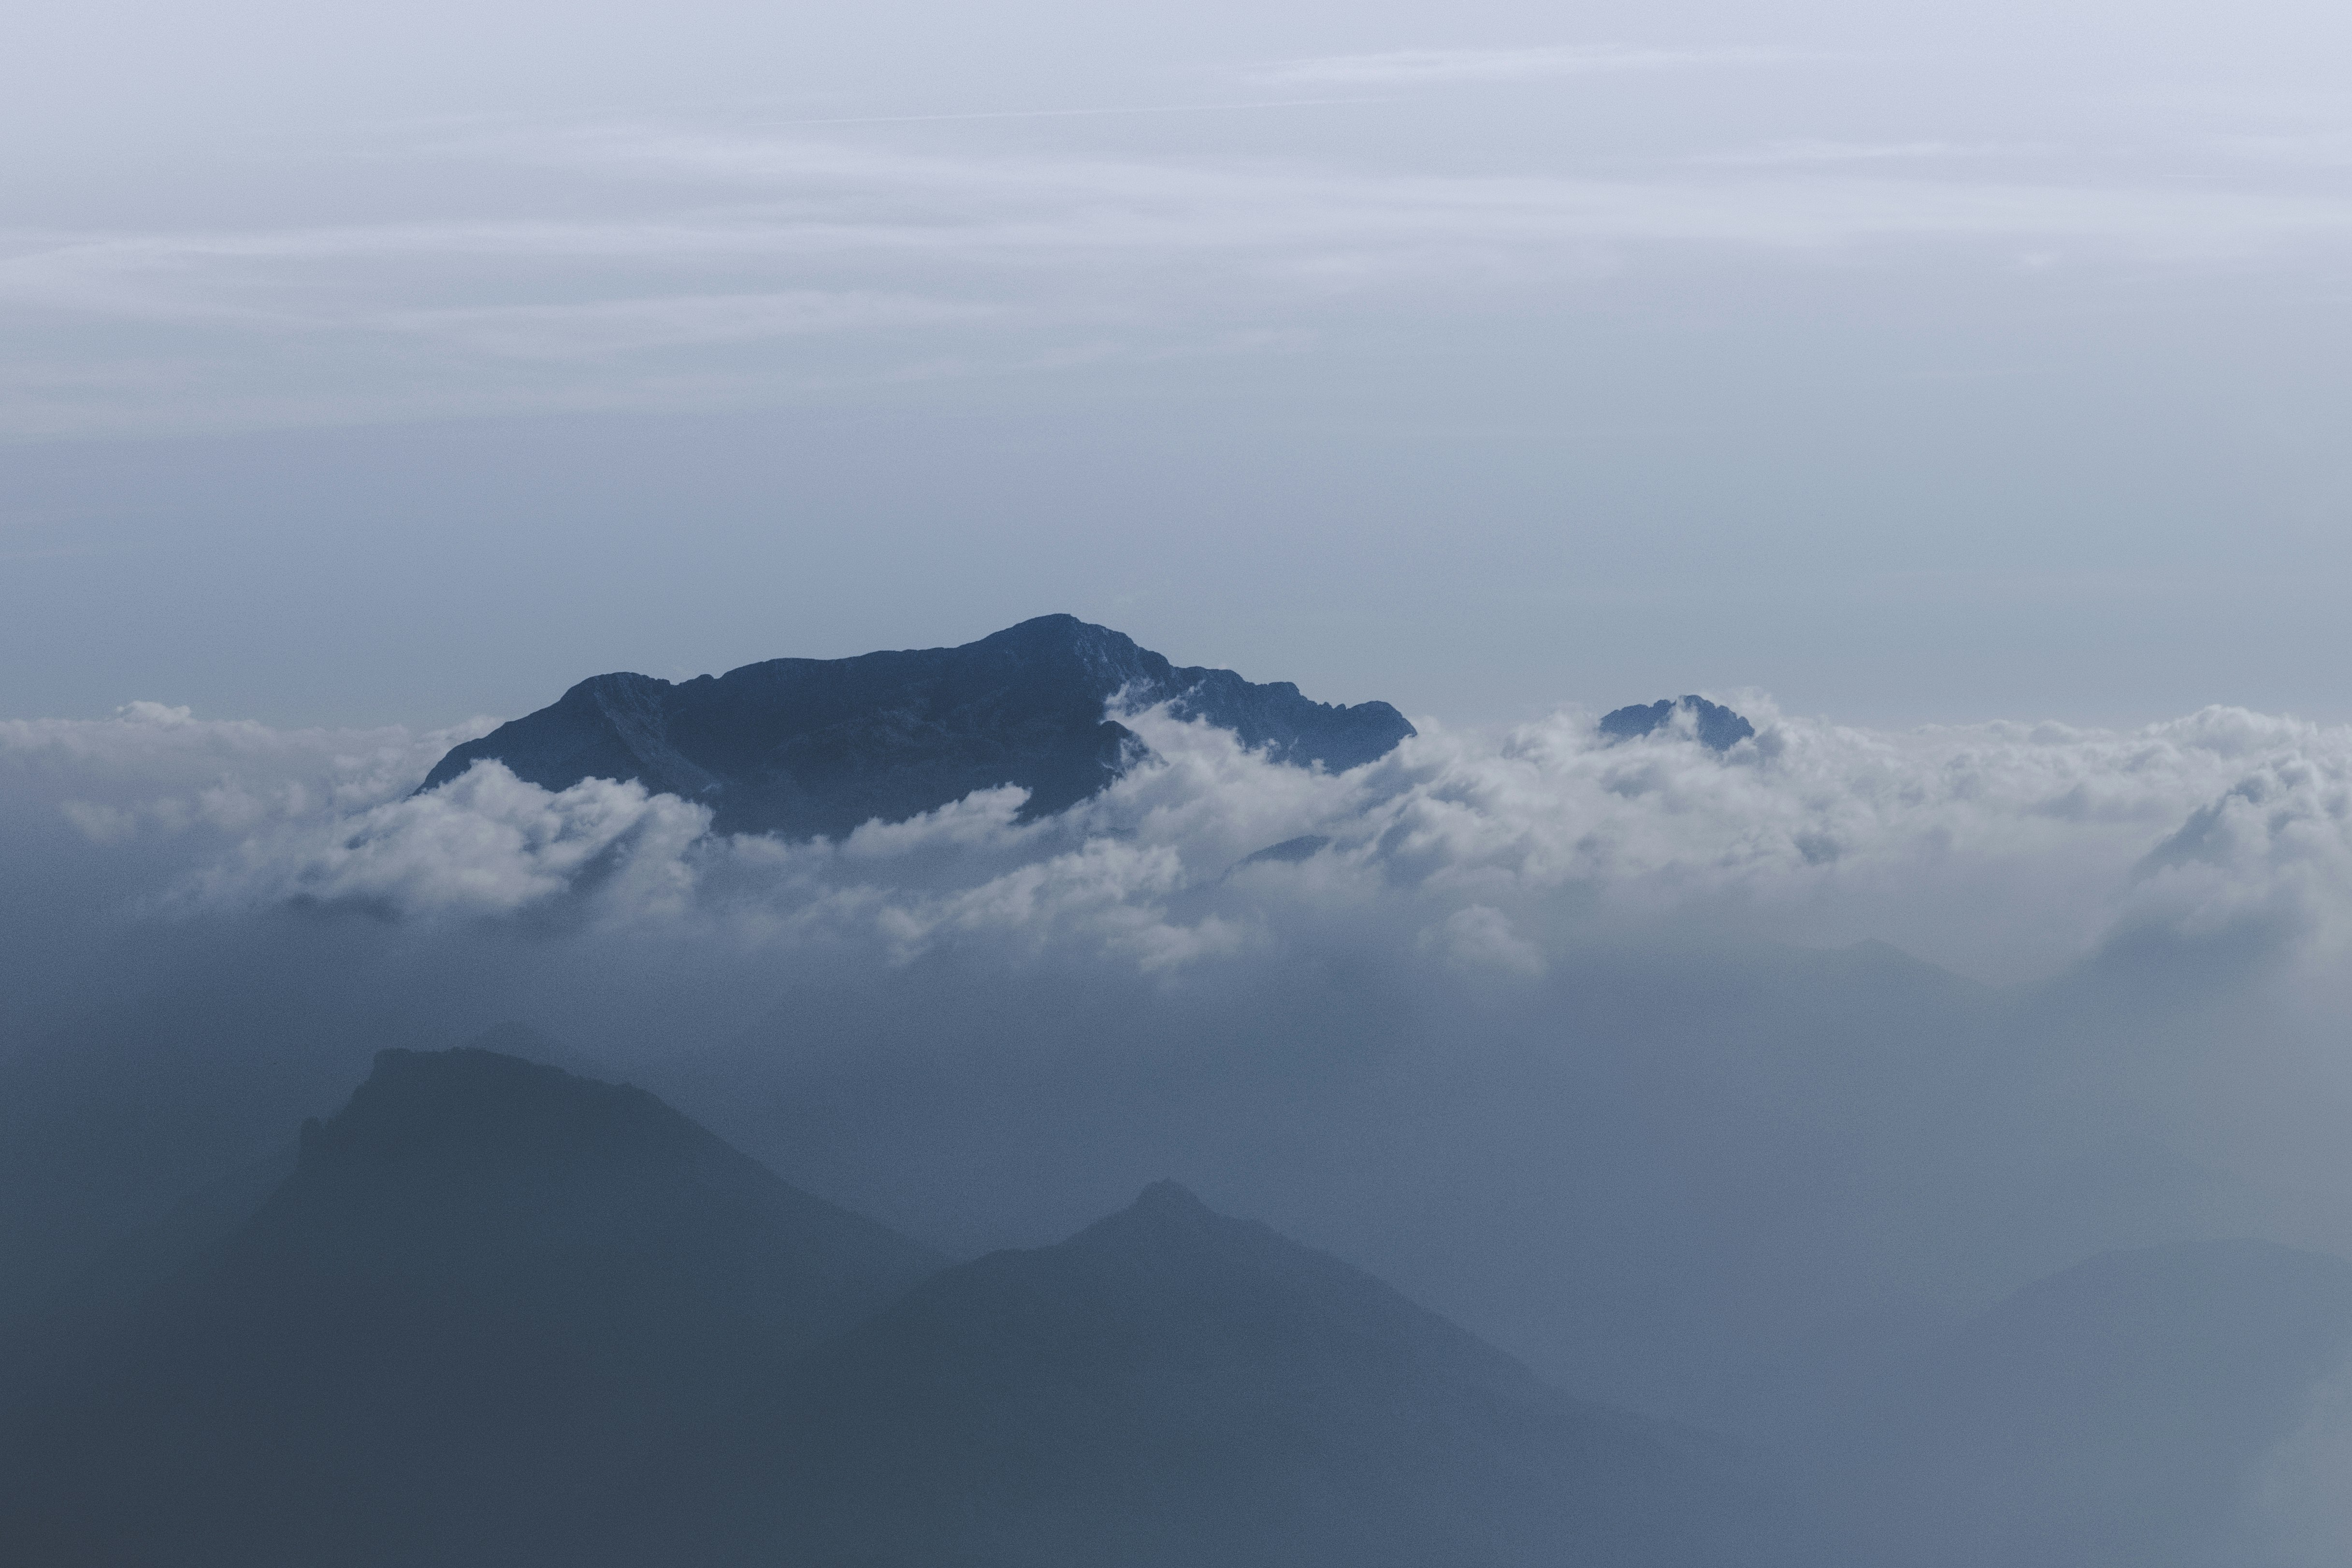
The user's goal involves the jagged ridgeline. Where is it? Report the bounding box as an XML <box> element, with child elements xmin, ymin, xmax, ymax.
<box><xmin>0</xmin><ymin>1046</ymin><xmax>1806</xmax><ymax>1568</ymax></box>
<box><xmin>417</xmin><ymin>615</ymin><xmax>1416</xmax><ymax>839</ymax></box>
<box><xmin>1598</xmin><ymin>695</ymin><xmax>1755</xmax><ymax>753</ymax></box>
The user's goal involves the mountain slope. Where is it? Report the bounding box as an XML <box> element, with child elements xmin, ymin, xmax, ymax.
<box><xmin>0</xmin><ymin>1047</ymin><xmax>942</xmax><ymax>1568</ymax></box>
<box><xmin>658</xmin><ymin>1181</ymin><xmax>1802</xmax><ymax>1568</ymax></box>
<box><xmin>1835</xmin><ymin>1238</ymin><xmax>2352</xmax><ymax>1568</ymax></box>
<box><xmin>418</xmin><ymin>614</ymin><xmax>1415</xmax><ymax>838</ymax></box>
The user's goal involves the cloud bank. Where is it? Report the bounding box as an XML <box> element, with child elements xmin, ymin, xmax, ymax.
<box><xmin>15</xmin><ymin>692</ymin><xmax>2352</xmax><ymax>990</ymax></box>
<box><xmin>13</xmin><ymin>690</ymin><xmax>2352</xmax><ymax>1446</ymax></box>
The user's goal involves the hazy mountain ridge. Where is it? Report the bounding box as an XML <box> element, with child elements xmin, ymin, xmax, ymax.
<box><xmin>0</xmin><ymin>1047</ymin><xmax>941</xmax><ymax>1567</ymax></box>
<box><xmin>9</xmin><ymin>1039</ymin><xmax>2351</xmax><ymax>1566</ymax></box>
<box><xmin>0</xmin><ymin>1047</ymin><xmax>1791</xmax><ymax>1568</ymax></box>
<box><xmin>659</xmin><ymin>1178</ymin><xmax>1797</xmax><ymax>1568</ymax></box>
<box><xmin>418</xmin><ymin>614</ymin><xmax>1416</xmax><ymax>839</ymax></box>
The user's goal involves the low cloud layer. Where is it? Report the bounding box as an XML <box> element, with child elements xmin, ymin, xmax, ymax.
<box><xmin>20</xmin><ymin>694</ymin><xmax>2351</xmax><ymax>988</ymax></box>
<box><xmin>12</xmin><ymin>690</ymin><xmax>2352</xmax><ymax>1457</ymax></box>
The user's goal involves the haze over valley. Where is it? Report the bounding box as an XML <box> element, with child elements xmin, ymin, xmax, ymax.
<box><xmin>8</xmin><ymin>618</ymin><xmax>2352</xmax><ymax>1562</ymax></box>
<box><xmin>10</xmin><ymin>0</ymin><xmax>2352</xmax><ymax>1558</ymax></box>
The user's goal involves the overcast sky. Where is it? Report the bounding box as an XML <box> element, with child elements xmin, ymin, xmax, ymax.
<box><xmin>6</xmin><ymin>0</ymin><xmax>2352</xmax><ymax>729</ymax></box>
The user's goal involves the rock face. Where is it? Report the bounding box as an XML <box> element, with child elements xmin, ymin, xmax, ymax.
<box><xmin>664</xmin><ymin>1181</ymin><xmax>1801</xmax><ymax>1568</ymax></box>
<box><xmin>1599</xmin><ymin>695</ymin><xmax>1755</xmax><ymax>752</ymax></box>
<box><xmin>419</xmin><ymin>615</ymin><xmax>1416</xmax><ymax>839</ymax></box>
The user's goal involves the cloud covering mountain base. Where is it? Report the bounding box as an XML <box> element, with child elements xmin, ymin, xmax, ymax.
<box><xmin>9</xmin><ymin>691</ymin><xmax>2352</xmax><ymax>1450</ymax></box>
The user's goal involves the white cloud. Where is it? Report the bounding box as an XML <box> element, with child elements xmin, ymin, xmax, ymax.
<box><xmin>14</xmin><ymin>693</ymin><xmax>2352</xmax><ymax>987</ymax></box>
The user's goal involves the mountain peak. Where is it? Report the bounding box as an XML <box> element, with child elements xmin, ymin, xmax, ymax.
<box><xmin>12</xmin><ymin>1044</ymin><xmax>942</xmax><ymax>1566</ymax></box>
<box><xmin>1599</xmin><ymin>694</ymin><xmax>1755</xmax><ymax>752</ymax></box>
<box><xmin>300</xmin><ymin>1045</ymin><xmax>696</xmax><ymax>1175</ymax></box>
<box><xmin>1133</xmin><ymin>1176</ymin><xmax>1208</xmax><ymax>1209</ymax></box>
<box><xmin>417</xmin><ymin>617</ymin><xmax>1414</xmax><ymax>839</ymax></box>
<box><xmin>681</xmin><ymin>1184</ymin><xmax>1788</xmax><ymax>1568</ymax></box>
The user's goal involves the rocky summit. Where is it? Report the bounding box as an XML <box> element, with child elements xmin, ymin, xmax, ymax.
<box><xmin>1599</xmin><ymin>695</ymin><xmax>1755</xmax><ymax>753</ymax></box>
<box><xmin>418</xmin><ymin>615</ymin><xmax>1414</xmax><ymax>839</ymax></box>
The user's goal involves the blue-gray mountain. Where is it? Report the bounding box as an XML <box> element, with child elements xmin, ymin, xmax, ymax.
<box><xmin>1600</xmin><ymin>696</ymin><xmax>1755</xmax><ymax>752</ymax></box>
<box><xmin>0</xmin><ymin>1047</ymin><xmax>940</xmax><ymax>1568</ymax></box>
<box><xmin>419</xmin><ymin>615</ymin><xmax>1416</xmax><ymax>839</ymax></box>
<box><xmin>652</xmin><ymin>1185</ymin><xmax>1805</xmax><ymax>1568</ymax></box>
<box><xmin>0</xmin><ymin>1045</ymin><xmax>1799</xmax><ymax>1568</ymax></box>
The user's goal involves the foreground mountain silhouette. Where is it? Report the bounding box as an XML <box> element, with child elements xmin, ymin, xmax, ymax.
<box><xmin>646</xmin><ymin>1180</ymin><xmax>1802</xmax><ymax>1568</ymax></box>
<box><xmin>0</xmin><ymin>1047</ymin><xmax>940</xmax><ymax>1567</ymax></box>
<box><xmin>1</xmin><ymin>1047</ymin><xmax>1796</xmax><ymax>1568</ymax></box>
<box><xmin>420</xmin><ymin>615</ymin><xmax>1416</xmax><ymax>838</ymax></box>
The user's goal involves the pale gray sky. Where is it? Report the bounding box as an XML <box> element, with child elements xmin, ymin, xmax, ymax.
<box><xmin>5</xmin><ymin>0</ymin><xmax>2351</xmax><ymax>728</ymax></box>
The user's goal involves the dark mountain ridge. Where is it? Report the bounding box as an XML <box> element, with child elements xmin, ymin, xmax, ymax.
<box><xmin>419</xmin><ymin>615</ymin><xmax>1415</xmax><ymax>839</ymax></box>
<box><xmin>0</xmin><ymin>1047</ymin><xmax>940</xmax><ymax>1568</ymax></box>
<box><xmin>1</xmin><ymin>1047</ymin><xmax>1792</xmax><ymax>1568</ymax></box>
<box><xmin>656</xmin><ymin>1179</ymin><xmax>1800</xmax><ymax>1568</ymax></box>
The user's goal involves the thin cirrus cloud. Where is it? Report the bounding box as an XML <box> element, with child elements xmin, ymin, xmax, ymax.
<box><xmin>378</xmin><ymin>290</ymin><xmax>1009</xmax><ymax>360</ymax></box>
<box><xmin>1241</xmin><ymin>43</ymin><xmax>1810</xmax><ymax>88</ymax></box>
<box><xmin>1690</xmin><ymin>138</ymin><xmax>2042</xmax><ymax>166</ymax></box>
<box><xmin>10</xmin><ymin>118</ymin><xmax>2352</xmax><ymax>435</ymax></box>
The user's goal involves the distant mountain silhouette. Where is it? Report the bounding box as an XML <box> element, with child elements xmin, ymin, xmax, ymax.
<box><xmin>2</xmin><ymin>1048</ymin><xmax>1804</xmax><ymax>1568</ymax></box>
<box><xmin>656</xmin><ymin>1180</ymin><xmax>1803</xmax><ymax>1568</ymax></box>
<box><xmin>1835</xmin><ymin>1239</ymin><xmax>2352</xmax><ymax>1568</ymax></box>
<box><xmin>1600</xmin><ymin>696</ymin><xmax>1754</xmax><ymax>752</ymax></box>
<box><xmin>419</xmin><ymin>615</ymin><xmax>1415</xmax><ymax>839</ymax></box>
<box><xmin>0</xmin><ymin>1047</ymin><xmax>940</xmax><ymax>1568</ymax></box>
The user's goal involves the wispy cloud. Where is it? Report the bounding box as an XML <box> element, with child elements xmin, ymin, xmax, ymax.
<box><xmin>9</xmin><ymin>121</ymin><xmax>2352</xmax><ymax>436</ymax></box>
<box><xmin>1244</xmin><ymin>44</ymin><xmax>1807</xmax><ymax>89</ymax></box>
<box><xmin>378</xmin><ymin>290</ymin><xmax>1006</xmax><ymax>360</ymax></box>
<box><xmin>1693</xmin><ymin>139</ymin><xmax>2044</xmax><ymax>167</ymax></box>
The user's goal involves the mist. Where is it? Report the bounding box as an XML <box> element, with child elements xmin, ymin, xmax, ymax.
<box><xmin>11</xmin><ymin>691</ymin><xmax>2352</xmax><ymax>1482</ymax></box>
<box><xmin>11</xmin><ymin>1</ymin><xmax>2352</xmax><ymax>1558</ymax></box>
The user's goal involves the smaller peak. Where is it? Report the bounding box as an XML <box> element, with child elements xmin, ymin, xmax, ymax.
<box><xmin>1598</xmin><ymin>694</ymin><xmax>1755</xmax><ymax>753</ymax></box>
<box><xmin>311</xmin><ymin>1047</ymin><xmax>690</xmax><ymax>1175</ymax></box>
<box><xmin>363</xmin><ymin>1043</ymin><xmax>564</xmax><ymax>1086</ymax></box>
<box><xmin>1066</xmin><ymin>1180</ymin><xmax>1226</xmax><ymax>1250</ymax></box>
<box><xmin>1133</xmin><ymin>1179</ymin><xmax>1210</xmax><ymax>1214</ymax></box>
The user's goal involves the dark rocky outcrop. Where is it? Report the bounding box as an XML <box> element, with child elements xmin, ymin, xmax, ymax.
<box><xmin>1599</xmin><ymin>696</ymin><xmax>1755</xmax><ymax>752</ymax></box>
<box><xmin>419</xmin><ymin>616</ymin><xmax>1415</xmax><ymax>839</ymax></box>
